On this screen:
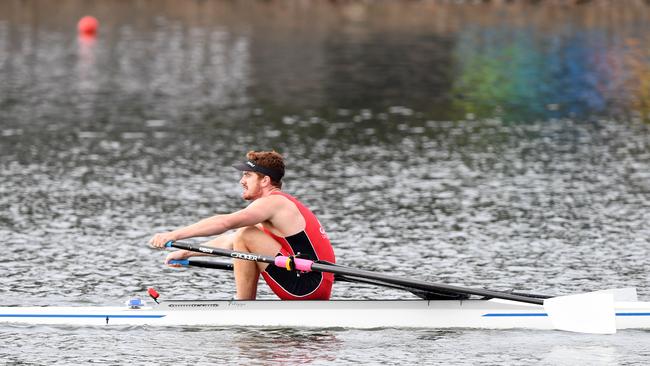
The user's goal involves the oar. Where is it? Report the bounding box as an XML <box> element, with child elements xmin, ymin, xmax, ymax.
<box><xmin>170</xmin><ymin>258</ymin><xmax>555</xmax><ymax>300</ymax></box>
<box><xmin>168</xmin><ymin>258</ymin><xmax>470</xmax><ymax>300</ymax></box>
<box><xmin>164</xmin><ymin>241</ymin><xmax>617</xmax><ymax>334</ymax></box>
<box><xmin>166</xmin><ymin>241</ymin><xmax>543</xmax><ymax>304</ymax></box>
<box><xmin>169</xmin><ymin>259</ymin><xmax>233</xmax><ymax>271</ymax></box>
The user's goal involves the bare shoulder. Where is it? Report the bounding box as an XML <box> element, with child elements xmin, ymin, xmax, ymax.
<box><xmin>240</xmin><ymin>193</ymin><xmax>301</xmax><ymax>230</ymax></box>
<box><xmin>256</xmin><ymin>193</ymin><xmax>293</xmax><ymax>207</ymax></box>
<box><xmin>258</xmin><ymin>193</ymin><xmax>304</xmax><ymax>233</ymax></box>
<box><xmin>247</xmin><ymin>193</ymin><xmax>291</xmax><ymax>210</ymax></box>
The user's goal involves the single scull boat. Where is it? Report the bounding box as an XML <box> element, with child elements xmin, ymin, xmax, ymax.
<box><xmin>1</xmin><ymin>296</ymin><xmax>649</xmax><ymax>330</ymax></box>
<box><xmin>1</xmin><ymin>241</ymin><xmax>647</xmax><ymax>333</ymax></box>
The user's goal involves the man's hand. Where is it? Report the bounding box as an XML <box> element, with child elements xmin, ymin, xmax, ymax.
<box><xmin>165</xmin><ymin>250</ymin><xmax>191</xmax><ymax>267</ymax></box>
<box><xmin>149</xmin><ymin>232</ymin><xmax>178</xmax><ymax>248</ymax></box>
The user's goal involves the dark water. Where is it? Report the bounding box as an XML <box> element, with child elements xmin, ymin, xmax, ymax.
<box><xmin>1</xmin><ymin>1</ymin><xmax>650</xmax><ymax>364</ymax></box>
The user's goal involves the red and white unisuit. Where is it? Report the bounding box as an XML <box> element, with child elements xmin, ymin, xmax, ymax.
<box><xmin>260</xmin><ymin>191</ymin><xmax>335</xmax><ymax>300</ymax></box>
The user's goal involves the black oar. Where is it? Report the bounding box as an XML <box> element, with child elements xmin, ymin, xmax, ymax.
<box><xmin>169</xmin><ymin>258</ymin><xmax>470</xmax><ymax>300</ymax></box>
<box><xmin>165</xmin><ymin>241</ymin><xmax>543</xmax><ymax>305</ymax></box>
<box><xmin>169</xmin><ymin>258</ymin><xmax>233</xmax><ymax>271</ymax></box>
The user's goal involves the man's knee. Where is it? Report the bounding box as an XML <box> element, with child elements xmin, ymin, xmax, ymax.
<box><xmin>233</xmin><ymin>226</ymin><xmax>259</xmax><ymax>250</ymax></box>
<box><xmin>233</xmin><ymin>226</ymin><xmax>282</xmax><ymax>256</ymax></box>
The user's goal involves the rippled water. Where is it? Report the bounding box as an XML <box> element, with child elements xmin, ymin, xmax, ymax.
<box><xmin>1</xmin><ymin>0</ymin><xmax>650</xmax><ymax>365</ymax></box>
<box><xmin>2</xmin><ymin>327</ymin><xmax>650</xmax><ymax>365</ymax></box>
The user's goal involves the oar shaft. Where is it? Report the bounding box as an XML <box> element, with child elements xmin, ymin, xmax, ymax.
<box><xmin>166</xmin><ymin>241</ymin><xmax>543</xmax><ymax>305</ymax></box>
<box><xmin>170</xmin><ymin>257</ymin><xmax>467</xmax><ymax>300</ymax></box>
<box><xmin>309</xmin><ymin>262</ymin><xmax>543</xmax><ymax>304</ymax></box>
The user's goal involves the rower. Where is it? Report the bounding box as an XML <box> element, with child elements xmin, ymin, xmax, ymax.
<box><xmin>149</xmin><ymin>150</ymin><xmax>336</xmax><ymax>300</ymax></box>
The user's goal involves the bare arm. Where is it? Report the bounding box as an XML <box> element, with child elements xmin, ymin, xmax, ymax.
<box><xmin>170</xmin><ymin>214</ymin><xmax>235</xmax><ymax>240</ymax></box>
<box><xmin>149</xmin><ymin>196</ymin><xmax>280</xmax><ymax>247</ymax></box>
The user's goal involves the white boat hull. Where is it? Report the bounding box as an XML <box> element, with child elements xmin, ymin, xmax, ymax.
<box><xmin>2</xmin><ymin>299</ymin><xmax>650</xmax><ymax>330</ymax></box>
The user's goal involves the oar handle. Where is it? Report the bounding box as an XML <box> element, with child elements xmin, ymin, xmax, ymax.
<box><xmin>168</xmin><ymin>259</ymin><xmax>190</xmax><ymax>266</ymax></box>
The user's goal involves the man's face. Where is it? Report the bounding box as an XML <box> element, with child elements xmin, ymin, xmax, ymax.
<box><xmin>239</xmin><ymin>171</ymin><xmax>264</xmax><ymax>200</ymax></box>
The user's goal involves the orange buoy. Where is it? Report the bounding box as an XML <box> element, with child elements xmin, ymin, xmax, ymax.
<box><xmin>77</xmin><ymin>16</ymin><xmax>99</xmax><ymax>36</ymax></box>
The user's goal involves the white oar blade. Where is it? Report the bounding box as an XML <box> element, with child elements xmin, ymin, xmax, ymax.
<box><xmin>543</xmin><ymin>293</ymin><xmax>616</xmax><ymax>334</ymax></box>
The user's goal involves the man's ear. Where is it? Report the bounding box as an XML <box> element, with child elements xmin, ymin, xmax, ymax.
<box><xmin>261</xmin><ymin>175</ymin><xmax>271</xmax><ymax>187</ymax></box>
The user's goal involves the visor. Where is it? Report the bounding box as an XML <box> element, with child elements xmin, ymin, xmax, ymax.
<box><xmin>233</xmin><ymin>160</ymin><xmax>284</xmax><ymax>181</ymax></box>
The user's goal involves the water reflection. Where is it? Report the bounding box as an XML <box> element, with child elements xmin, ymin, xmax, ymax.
<box><xmin>3</xmin><ymin>1</ymin><xmax>650</xmax><ymax>122</ymax></box>
<box><xmin>77</xmin><ymin>33</ymin><xmax>98</xmax><ymax>95</ymax></box>
<box><xmin>453</xmin><ymin>27</ymin><xmax>650</xmax><ymax>121</ymax></box>
<box><xmin>227</xmin><ymin>328</ymin><xmax>340</xmax><ymax>364</ymax></box>
<box><xmin>540</xmin><ymin>345</ymin><xmax>618</xmax><ymax>366</ymax></box>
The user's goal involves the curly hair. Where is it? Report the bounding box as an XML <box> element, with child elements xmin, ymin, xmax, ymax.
<box><xmin>246</xmin><ymin>150</ymin><xmax>285</xmax><ymax>188</ymax></box>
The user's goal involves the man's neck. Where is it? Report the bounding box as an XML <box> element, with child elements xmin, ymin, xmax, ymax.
<box><xmin>261</xmin><ymin>186</ymin><xmax>281</xmax><ymax>197</ymax></box>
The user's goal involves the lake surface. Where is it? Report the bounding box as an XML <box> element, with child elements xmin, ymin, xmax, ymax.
<box><xmin>1</xmin><ymin>0</ymin><xmax>650</xmax><ymax>364</ymax></box>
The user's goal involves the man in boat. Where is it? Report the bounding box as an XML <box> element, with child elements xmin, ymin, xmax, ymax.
<box><xmin>149</xmin><ymin>150</ymin><xmax>335</xmax><ymax>300</ymax></box>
